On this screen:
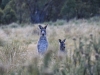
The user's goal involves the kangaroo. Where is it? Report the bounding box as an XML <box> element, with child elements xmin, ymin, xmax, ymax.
<box><xmin>58</xmin><ymin>39</ymin><xmax>67</xmax><ymax>58</ymax></box>
<box><xmin>59</xmin><ymin>39</ymin><xmax>66</xmax><ymax>52</ymax></box>
<box><xmin>37</xmin><ymin>25</ymin><xmax>48</xmax><ymax>55</ymax></box>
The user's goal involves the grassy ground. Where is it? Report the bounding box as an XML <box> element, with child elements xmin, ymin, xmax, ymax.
<box><xmin>0</xmin><ymin>17</ymin><xmax>100</xmax><ymax>75</ymax></box>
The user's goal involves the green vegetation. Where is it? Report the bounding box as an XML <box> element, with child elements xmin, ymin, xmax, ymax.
<box><xmin>0</xmin><ymin>0</ymin><xmax>100</xmax><ymax>24</ymax></box>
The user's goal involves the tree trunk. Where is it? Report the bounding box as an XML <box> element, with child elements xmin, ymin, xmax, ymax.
<box><xmin>26</xmin><ymin>0</ymin><xmax>53</xmax><ymax>23</ymax></box>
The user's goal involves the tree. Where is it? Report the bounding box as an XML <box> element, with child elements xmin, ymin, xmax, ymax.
<box><xmin>0</xmin><ymin>0</ymin><xmax>9</xmax><ymax>9</ymax></box>
<box><xmin>0</xmin><ymin>8</ymin><xmax>3</xmax><ymax>23</ymax></box>
<box><xmin>60</xmin><ymin>0</ymin><xmax>76</xmax><ymax>20</ymax></box>
<box><xmin>0</xmin><ymin>0</ymin><xmax>100</xmax><ymax>24</ymax></box>
<box><xmin>25</xmin><ymin>0</ymin><xmax>53</xmax><ymax>23</ymax></box>
<box><xmin>2</xmin><ymin>5</ymin><xmax>17</xmax><ymax>24</ymax></box>
<box><xmin>0</xmin><ymin>0</ymin><xmax>2</xmax><ymax>6</ymax></box>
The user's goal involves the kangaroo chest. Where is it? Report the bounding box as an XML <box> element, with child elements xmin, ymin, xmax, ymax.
<box><xmin>38</xmin><ymin>36</ymin><xmax>48</xmax><ymax>50</ymax></box>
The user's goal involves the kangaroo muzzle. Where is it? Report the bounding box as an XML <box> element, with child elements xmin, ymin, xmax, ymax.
<box><xmin>41</xmin><ymin>31</ymin><xmax>45</xmax><ymax>35</ymax></box>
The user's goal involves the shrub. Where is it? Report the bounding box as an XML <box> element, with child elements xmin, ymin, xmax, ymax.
<box><xmin>60</xmin><ymin>0</ymin><xmax>76</xmax><ymax>20</ymax></box>
<box><xmin>0</xmin><ymin>0</ymin><xmax>9</xmax><ymax>9</ymax></box>
<box><xmin>2</xmin><ymin>6</ymin><xmax>17</xmax><ymax>24</ymax></box>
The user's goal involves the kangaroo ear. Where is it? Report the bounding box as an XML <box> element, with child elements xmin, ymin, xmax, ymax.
<box><xmin>63</xmin><ymin>39</ymin><xmax>66</xmax><ymax>42</ymax></box>
<box><xmin>39</xmin><ymin>25</ymin><xmax>42</xmax><ymax>29</ymax></box>
<box><xmin>59</xmin><ymin>39</ymin><xmax>62</xmax><ymax>43</ymax></box>
<box><xmin>44</xmin><ymin>25</ymin><xmax>48</xmax><ymax>29</ymax></box>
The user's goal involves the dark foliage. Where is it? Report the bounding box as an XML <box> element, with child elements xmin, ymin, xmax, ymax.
<box><xmin>0</xmin><ymin>0</ymin><xmax>100</xmax><ymax>24</ymax></box>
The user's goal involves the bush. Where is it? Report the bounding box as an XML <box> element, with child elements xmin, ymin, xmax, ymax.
<box><xmin>60</xmin><ymin>0</ymin><xmax>76</xmax><ymax>20</ymax></box>
<box><xmin>0</xmin><ymin>0</ymin><xmax>9</xmax><ymax>9</ymax></box>
<box><xmin>2</xmin><ymin>6</ymin><xmax>17</xmax><ymax>24</ymax></box>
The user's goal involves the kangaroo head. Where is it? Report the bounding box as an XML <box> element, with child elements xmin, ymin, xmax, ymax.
<box><xmin>39</xmin><ymin>25</ymin><xmax>47</xmax><ymax>36</ymax></box>
<box><xmin>59</xmin><ymin>39</ymin><xmax>66</xmax><ymax>51</ymax></box>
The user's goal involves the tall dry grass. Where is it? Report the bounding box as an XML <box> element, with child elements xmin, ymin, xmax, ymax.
<box><xmin>0</xmin><ymin>17</ymin><xmax>100</xmax><ymax>75</ymax></box>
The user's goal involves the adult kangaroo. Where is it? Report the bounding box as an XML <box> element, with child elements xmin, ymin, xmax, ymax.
<box><xmin>37</xmin><ymin>25</ymin><xmax>48</xmax><ymax>54</ymax></box>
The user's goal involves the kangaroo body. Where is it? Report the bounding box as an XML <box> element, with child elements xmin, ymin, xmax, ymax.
<box><xmin>37</xmin><ymin>25</ymin><xmax>48</xmax><ymax>54</ymax></box>
<box><xmin>38</xmin><ymin>36</ymin><xmax>48</xmax><ymax>54</ymax></box>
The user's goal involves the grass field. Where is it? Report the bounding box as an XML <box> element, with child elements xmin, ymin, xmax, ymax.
<box><xmin>0</xmin><ymin>17</ymin><xmax>100</xmax><ymax>75</ymax></box>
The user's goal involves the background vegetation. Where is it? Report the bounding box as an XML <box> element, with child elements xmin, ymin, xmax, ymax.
<box><xmin>0</xmin><ymin>0</ymin><xmax>100</xmax><ymax>24</ymax></box>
